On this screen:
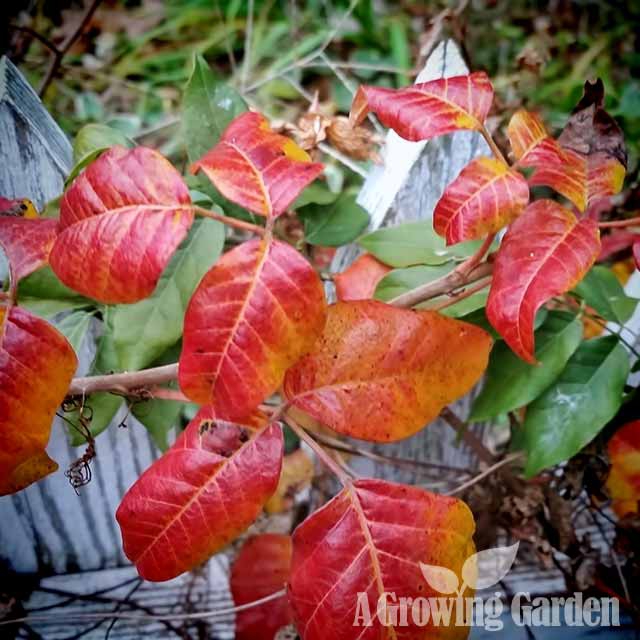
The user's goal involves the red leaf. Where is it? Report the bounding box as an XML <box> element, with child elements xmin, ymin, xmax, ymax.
<box><xmin>283</xmin><ymin>300</ymin><xmax>491</xmax><ymax>442</ymax></box>
<box><xmin>116</xmin><ymin>407</ymin><xmax>283</xmax><ymax>581</ymax></box>
<box><xmin>634</xmin><ymin>242</ymin><xmax>640</xmax><ymax>270</ymax></box>
<box><xmin>0</xmin><ymin>305</ymin><xmax>77</xmax><ymax>495</ymax></box>
<box><xmin>334</xmin><ymin>254</ymin><xmax>391</xmax><ymax>301</ymax></box>
<box><xmin>288</xmin><ymin>478</ymin><xmax>475</xmax><ymax>640</ymax></box>
<box><xmin>598</xmin><ymin>231</ymin><xmax>640</xmax><ymax>261</ymax></box>
<box><xmin>607</xmin><ymin>420</ymin><xmax>640</xmax><ymax>518</ymax></box>
<box><xmin>487</xmin><ymin>200</ymin><xmax>600</xmax><ymax>363</ymax></box>
<box><xmin>508</xmin><ymin>82</ymin><xmax>627</xmax><ymax>212</ymax></box>
<box><xmin>49</xmin><ymin>146</ymin><xmax>193</xmax><ymax>304</ymax></box>
<box><xmin>178</xmin><ymin>237</ymin><xmax>326</xmax><ymax>420</ymax></box>
<box><xmin>434</xmin><ymin>156</ymin><xmax>529</xmax><ymax>244</ymax></box>
<box><xmin>0</xmin><ymin>216</ymin><xmax>58</xmax><ymax>282</ymax></box>
<box><xmin>0</xmin><ymin>197</ymin><xmax>38</xmax><ymax>218</ymax></box>
<box><xmin>191</xmin><ymin>112</ymin><xmax>324</xmax><ymax>219</ymax></box>
<box><xmin>230</xmin><ymin>534</ymin><xmax>293</xmax><ymax>640</ymax></box>
<box><xmin>349</xmin><ymin>72</ymin><xmax>493</xmax><ymax>142</ymax></box>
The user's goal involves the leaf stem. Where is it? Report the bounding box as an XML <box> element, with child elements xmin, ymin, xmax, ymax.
<box><xmin>284</xmin><ymin>413</ymin><xmax>352</xmax><ymax>487</ymax></box>
<box><xmin>67</xmin><ymin>364</ymin><xmax>178</xmax><ymax>396</ymax></box>
<box><xmin>598</xmin><ymin>215</ymin><xmax>640</xmax><ymax>229</ymax></box>
<box><xmin>480</xmin><ymin>125</ymin><xmax>509</xmax><ymax>166</ymax></box>
<box><xmin>425</xmin><ymin>276</ymin><xmax>492</xmax><ymax>311</ymax></box>
<box><xmin>192</xmin><ymin>205</ymin><xmax>265</xmax><ymax>236</ymax></box>
<box><xmin>446</xmin><ymin>452</ymin><xmax>523</xmax><ymax>496</ymax></box>
<box><xmin>440</xmin><ymin>407</ymin><xmax>494</xmax><ymax>465</ymax></box>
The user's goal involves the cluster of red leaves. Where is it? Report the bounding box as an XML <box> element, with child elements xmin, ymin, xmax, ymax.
<box><xmin>0</xmin><ymin>67</ymin><xmax>630</xmax><ymax>640</ymax></box>
<box><xmin>351</xmin><ymin>75</ymin><xmax>626</xmax><ymax>363</ymax></box>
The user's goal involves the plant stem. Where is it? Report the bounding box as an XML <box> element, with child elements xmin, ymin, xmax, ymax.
<box><xmin>440</xmin><ymin>407</ymin><xmax>494</xmax><ymax>465</ymax></box>
<box><xmin>480</xmin><ymin>125</ymin><xmax>509</xmax><ymax>165</ymax></box>
<box><xmin>284</xmin><ymin>413</ymin><xmax>352</xmax><ymax>487</ymax></box>
<box><xmin>446</xmin><ymin>452</ymin><xmax>523</xmax><ymax>496</ymax></box>
<box><xmin>598</xmin><ymin>215</ymin><xmax>640</xmax><ymax>229</ymax></box>
<box><xmin>390</xmin><ymin>260</ymin><xmax>493</xmax><ymax>308</ymax></box>
<box><xmin>426</xmin><ymin>276</ymin><xmax>492</xmax><ymax>311</ymax></box>
<box><xmin>68</xmin><ymin>364</ymin><xmax>178</xmax><ymax>396</ymax></box>
<box><xmin>192</xmin><ymin>205</ymin><xmax>265</xmax><ymax>236</ymax></box>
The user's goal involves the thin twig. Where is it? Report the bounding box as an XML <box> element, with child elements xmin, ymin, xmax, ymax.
<box><xmin>0</xmin><ymin>589</ymin><xmax>286</xmax><ymax>627</ymax></box>
<box><xmin>480</xmin><ymin>125</ymin><xmax>509</xmax><ymax>165</ymax></box>
<box><xmin>446</xmin><ymin>452</ymin><xmax>523</xmax><ymax>495</ymax></box>
<box><xmin>240</xmin><ymin>0</ymin><xmax>254</xmax><ymax>91</ymax></box>
<box><xmin>68</xmin><ymin>364</ymin><xmax>178</xmax><ymax>396</ymax></box>
<box><xmin>39</xmin><ymin>0</ymin><xmax>103</xmax><ymax>97</ymax></box>
<box><xmin>426</xmin><ymin>276</ymin><xmax>491</xmax><ymax>311</ymax></box>
<box><xmin>598</xmin><ymin>215</ymin><xmax>640</xmax><ymax>229</ymax></box>
<box><xmin>285</xmin><ymin>414</ymin><xmax>352</xmax><ymax>487</ymax></box>
<box><xmin>8</xmin><ymin>24</ymin><xmax>60</xmax><ymax>54</ymax></box>
<box><xmin>440</xmin><ymin>407</ymin><xmax>494</xmax><ymax>465</ymax></box>
<box><xmin>390</xmin><ymin>260</ymin><xmax>493</xmax><ymax>308</ymax></box>
<box><xmin>192</xmin><ymin>205</ymin><xmax>265</xmax><ymax>236</ymax></box>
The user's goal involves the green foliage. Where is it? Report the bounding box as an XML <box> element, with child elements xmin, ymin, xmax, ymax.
<box><xmin>471</xmin><ymin>312</ymin><xmax>583</xmax><ymax>421</ymax></box>
<box><xmin>106</xmin><ymin>218</ymin><xmax>225</xmax><ymax>371</ymax></box>
<box><xmin>298</xmin><ymin>193</ymin><xmax>369</xmax><ymax>246</ymax></box>
<box><xmin>522</xmin><ymin>336</ymin><xmax>630</xmax><ymax>477</ymax></box>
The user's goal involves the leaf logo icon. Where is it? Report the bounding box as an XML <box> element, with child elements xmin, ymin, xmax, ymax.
<box><xmin>461</xmin><ymin>542</ymin><xmax>519</xmax><ymax>590</ymax></box>
<box><xmin>418</xmin><ymin>563</ymin><xmax>460</xmax><ymax>595</ymax></box>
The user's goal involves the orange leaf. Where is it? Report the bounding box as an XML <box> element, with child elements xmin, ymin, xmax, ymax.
<box><xmin>49</xmin><ymin>146</ymin><xmax>193</xmax><ymax>304</ymax></box>
<box><xmin>191</xmin><ymin>112</ymin><xmax>324</xmax><ymax>219</ymax></box>
<box><xmin>334</xmin><ymin>253</ymin><xmax>391</xmax><ymax>301</ymax></box>
<box><xmin>230</xmin><ymin>534</ymin><xmax>293</xmax><ymax>640</ymax></box>
<box><xmin>178</xmin><ymin>237</ymin><xmax>326</xmax><ymax>420</ymax></box>
<box><xmin>607</xmin><ymin>420</ymin><xmax>640</xmax><ymax>518</ymax></box>
<box><xmin>508</xmin><ymin>80</ymin><xmax>627</xmax><ymax>212</ymax></box>
<box><xmin>349</xmin><ymin>72</ymin><xmax>493</xmax><ymax>142</ymax></box>
<box><xmin>0</xmin><ymin>305</ymin><xmax>77</xmax><ymax>495</ymax></box>
<box><xmin>434</xmin><ymin>156</ymin><xmax>530</xmax><ymax>244</ymax></box>
<box><xmin>288</xmin><ymin>478</ymin><xmax>475</xmax><ymax>640</ymax></box>
<box><xmin>265</xmin><ymin>448</ymin><xmax>314</xmax><ymax>514</ymax></box>
<box><xmin>283</xmin><ymin>300</ymin><xmax>492</xmax><ymax>442</ymax></box>
<box><xmin>116</xmin><ymin>407</ymin><xmax>283</xmax><ymax>581</ymax></box>
<box><xmin>0</xmin><ymin>215</ymin><xmax>58</xmax><ymax>282</ymax></box>
<box><xmin>486</xmin><ymin>200</ymin><xmax>600</xmax><ymax>363</ymax></box>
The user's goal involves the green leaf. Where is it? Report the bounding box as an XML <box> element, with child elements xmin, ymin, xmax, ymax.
<box><xmin>291</xmin><ymin>183</ymin><xmax>339</xmax><ymax>209</ymax></box>
<box><xmin>132</xmin><ymin>398</ymin><xmax>181</xmax><ymax>451</ymax></box>
<box><xmin>16</xmin><ymin>297</ymin><xmax>90</xmax><ymax>319</ymax></box>
<box><xmin>18</xmin><ymin>266</ymin><xmax>90</xmax><ymax>301</ymax></box>
<box><xmin>470</xmin><ymin>311</ymin><xmax>583</xmax><ymax>421</ymax></box>
<box><xmin>182</xmin><ymin>53</ymin><xmax>246</xmax><ymax>164</ymax></box>
<box><xmin>299</xmin><ymin>193</ymin><xmax>369</xmax><ymax>247</ymax></box>
<box><xmin>108</xmin><ymin>218</ymin><xmax>224</xmax><ymax>371</ymax></box>
<box><xmin>54</xmin><ymin>310</ymin><xmax>93</xmax><ymax>354</ymax></box>
<box><xmin>522</xmin><ymin>336</ymin><xmax>630</xmax><ymax>477</ymax></box>
<box><xmin>573</xmin><ymin>266</ymin><xmax>639</xmax><ymax>324</ymax></box>
<box><xmin>73</xmin><ymin>123</ymin><xmax>134</xmax><ymax>164</ymax></box>
<box><xmin>440</xmin><ymin>289</ymin><xmax>489</xmax><ymax>318</ymax></box>
<box><xmin>358</xmin><ymin>221</ymin><xmax>480</xmax><ymax>267</ymax></box>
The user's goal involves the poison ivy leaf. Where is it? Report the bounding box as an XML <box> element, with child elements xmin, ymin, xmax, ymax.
<box><xmin>50</xmin><ymin>146</ymin><xmax>193</xmax><ymax>304</ymax></box>
<box><xmin>606</xmin><ymin>420</ymin><xmax>640</xmax><ymax>517</ymax></box>
<box><xmin>0</xmin><ymin>216</ymin><xmax>58</xmax><ymax>282</ymax></box>
<box><xmin>635</xmin><ymin>242</ymin><xmax>640</xmax><ymax>270</ymax></box>
<box><xmin>470</xmin><ymin>311</ymin><xmax>583</xmax><ymax>420</ymax></box>
<box><xmin>509</xmin><ymin>81</ymin><xmax>626</xmax><ymax>212</ymax></box>
<box><xmin>334</xmin><ymin>254</ymin><xmax>391</xmax><ymax>301</ymax></box>
<box><xmin>349</xmin><ymin>72</ymin><xmax>493</xmax><ymax>142</ymax></box>
<box><xmin>109</xmin><ymin>218</ymin><xmax>224</xmax><ymax>371</ymax></box>
<box><xmin>522</xmin><ymin>336</ymin><xmax>629</xmax><ymax>477</ymax></box>
<box><xmin>573</xmin><ymin>265</ymin><xmax>639</xmax><ymax>324</ymax></box>
<box><xmin>598</xmin><ymin>230</ymin><xmax>640</xmax><ymax>261</ymax></box>
<box><xmin>18</xmin><ymin>265</ymin><xmax>88</xmax><ymax>301</ymax></box>
<box><xmin>358</xmin><ymin>221</ymin><xmax>479</xmax><ymax>268</ymax></box>
<box><xmin>487</xmin><ymin>200</ymin><xmax>600</xmax><ymax>363</ymax></box>
<box><xmin>284</xmin><ymin>300</ymin><xmax>491</xmax><ymax>442</ymax></box>
<box><xmin>191</xmin><ymin>112</ymin><xmax>323</xmax><ymax>219</ymax></box>
<box><xmin>182</xmin><ymin>53</ymin><xmax>247</xmax><ymax>164</ymax></box>
<box><xmin>230</xmin><ymin>534</ymin><xmax>293</xmax><ymax>640</ymax></box>
<box><xmin>0</xmin><ymin>305</ymin><xmax>77</xmax><ymax>495</ymax></box>
<box><xmin>54</xmin><ymin>310</ymin><xmax>93</xmax><ymax>354</ymax></box>
<box><xmin>434</xmin><ymin>157</ymin><xmax>529</xmax><ymax>244</ymax></box>
<box><xmin>291</xmin><ymin>183</ymin><xmax>339</xmax><ymax>209</ymax></box>
<box><xmin>298</xmin><ymin>193</ymin><xmax>369</xmax><ymax>247</ymax></box>
<box><xmin>179</xmin><ymin>237</ymin><xmax>327</xmax><ymax>420</ymax></box>
<box><xmin>288</xmin><ymin>478</ymin><xmax>475</xmax><ymax>639</ymax></box>
<box><xmin>18</xmin><ymin>297</ymin><xmax>91</xmax><ymax>319</ymax></box>
<box><xmin>116</xmin><ymin>407</ymin><xmax>283</xmax><ymax>581</ymax></box>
